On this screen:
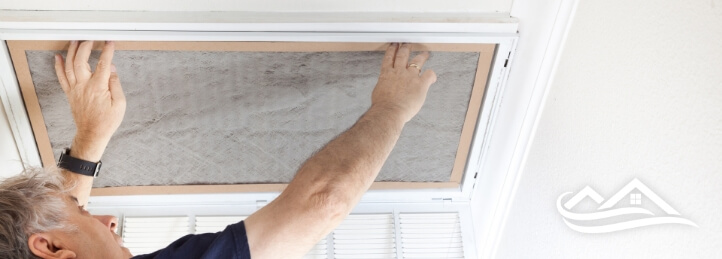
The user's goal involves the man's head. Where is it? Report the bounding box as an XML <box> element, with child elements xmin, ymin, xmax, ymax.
<box><xmin>0</xmin><ymin>168</ymin><xmax>132</xmax><ymax>259</ymax></box>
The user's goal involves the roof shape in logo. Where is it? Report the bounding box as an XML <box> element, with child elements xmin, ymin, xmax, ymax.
<box><xmin>564</xmin><ymin>186</ymin><xmax>604</xmax><ymax>210</ymax></box>
<box><xmin>597</xmin><ymin>178</ymin><xmax>679</xmax><ymax>215</ymax></box>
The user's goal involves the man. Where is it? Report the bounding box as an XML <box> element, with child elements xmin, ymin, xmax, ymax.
<box><xmin>0</xmin><ymin>40</ymin><xmax>436</xmax><ymax>259</ymax></box>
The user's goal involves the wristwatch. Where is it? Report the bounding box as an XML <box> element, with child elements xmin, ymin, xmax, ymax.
<box><xmin>57</xmin><ymin>148</ymin><xmax>102</xmax><ymax>177</ymax></box>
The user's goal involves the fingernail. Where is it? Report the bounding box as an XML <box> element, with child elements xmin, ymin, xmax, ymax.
<box><xmin>111</xmin><ymin>64</ymin><xmax>117</xmax><ymax>73</ymax></box>
<box><xmin>54</xmin><ymin>54</ymin><xmax>60</xmax><ymax>61</ymax></box>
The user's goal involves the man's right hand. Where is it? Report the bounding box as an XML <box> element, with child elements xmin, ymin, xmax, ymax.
<box><xmin>371</xmin><ymin>43</ymin><xmax>437</xmax><ymax>123</ymax></box>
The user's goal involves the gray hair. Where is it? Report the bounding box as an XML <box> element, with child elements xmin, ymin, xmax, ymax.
<box><xmin>0</xmin><ymin>167</ymin><xmax>71</xmax><ymax>259</ymax></box>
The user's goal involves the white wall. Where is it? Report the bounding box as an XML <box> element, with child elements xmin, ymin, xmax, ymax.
<box><xmin>0</xmin><ymin>98</ymin><xmax>23</xmax><ymax>178</ymax></box>
<box><xmin>494</xmin><ymin>0</ymin><xmax>722</xmax><ymax>258</ymax></box>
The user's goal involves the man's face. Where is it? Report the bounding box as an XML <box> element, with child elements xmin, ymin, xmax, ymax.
<box><xmin>34</xmin><ymin>195</ymin><xmax>133</xmax><ymax>258</ymax></box>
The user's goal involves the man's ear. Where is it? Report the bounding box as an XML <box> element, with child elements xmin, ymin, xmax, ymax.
<box><xmin>28</xmin><ymin>233</ymin><xmax>77</xmax><ymax>259</ymax></box>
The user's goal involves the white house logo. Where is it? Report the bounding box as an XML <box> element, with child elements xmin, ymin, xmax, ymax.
<box><xmin>557</xmin><ymin>178</ymin><xmax>697</xmax><ymax>233</ymax></box>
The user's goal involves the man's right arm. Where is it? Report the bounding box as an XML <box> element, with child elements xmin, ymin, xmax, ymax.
<box><xmin>244</xmin><ymin>43</ymin><xmax>437</xmax><ymax>259</ymax></box>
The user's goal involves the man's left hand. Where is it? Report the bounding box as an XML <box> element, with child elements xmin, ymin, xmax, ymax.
<box><xmin>54</xmin><ymin>41</ymin><xmax>126</xmax><ymax>161</ymax></box>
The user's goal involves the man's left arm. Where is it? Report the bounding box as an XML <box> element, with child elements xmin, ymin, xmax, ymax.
<box><xmin>53</xmin><ymin>40</ymin><xmax>126</xmax><ymax>206</ymax></box>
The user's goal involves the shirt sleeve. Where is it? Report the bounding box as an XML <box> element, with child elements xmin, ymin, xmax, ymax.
<box><xmin>131</xmin><ymin>221</ymin><xmax>251</xmax><ymax>259</ymax></box>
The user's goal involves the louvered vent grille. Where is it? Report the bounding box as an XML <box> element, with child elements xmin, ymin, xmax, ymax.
<box><xmin>399</xmin><ymin>213</ymin><xmax>464</xmax><ymax>259</ymax></box>
<box><xmin>195</xmin><ymin>216</ymin><xmax>247</xmax><ymax>233</ymax></box>
<box><xmin>333</xmin><ymin>214</ymin><xmax>397</xmax><ymax>259</ymax></box>
<box><xmin>193</xmin><ymin>216</ymin><xmax>328</xmax><ymax>259</ymax></box>
<box><xmin>121</xmin><ymin>216</ymin><xmax>189</xmax><ymax>256</ymax></box>
<box><xmin>302</xmin><ymin>237</ymin><xmax>329</xmax><ymax>259</ymax></box>
<box><xmin>119</xmin><ymin>212</ymin><xmax>465</xmax><ymax>258</ymax></box>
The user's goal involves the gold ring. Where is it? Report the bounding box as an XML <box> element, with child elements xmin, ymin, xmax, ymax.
<box><xmin>408</xmin><ymin>63</ymin><xmax>421</xmax><ymax>70</ymax></box>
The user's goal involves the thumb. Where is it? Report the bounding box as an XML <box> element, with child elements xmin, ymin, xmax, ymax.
<box><xmin>108</xmin><ymin>65</ymin><xmax>125</xmax><ymax>103</ymax></box>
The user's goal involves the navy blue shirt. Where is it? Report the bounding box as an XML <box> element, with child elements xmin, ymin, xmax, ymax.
<box><xmin>132</xmin><ymin>221</ymin><xmax>251</xmax><ymax>259</ymax></box>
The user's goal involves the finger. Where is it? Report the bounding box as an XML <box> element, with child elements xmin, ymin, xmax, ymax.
<box><xmin>382</xmin><ymin>43</ymin><xmax>398</xmax><ymax>69</ymax></box>
<box><xmin>108</xmin><ymin>65</ymin><xmax>126</xmax><ymax>103</ymax></box>
<box><xmin>394</xmin><ymin>43</ymin><xmax>411</xmax><ymax>68</ymax></box>
<box><xmin>421</xmin><ymin>70</ymin><xmax>437</xmax><ymax>85</ymax></box>
<box><xmin>64</xmin><ymin>41</ymin><xmax>78</xmax><ymax>86</ymax></box>
<box><xmin>91</xmin><ymin>41</ymin><xmax>115</xmax><ymax>85</ymax></box>
<box><xmin>54</xmin><ymin>54</ymin><xmax>70</xmax><ymax>93</ymax></box>
<box><xmin>74</xmin><ymin>40</ymin><xmax>94</xmax><ymax>82</ymax></box>
<box><xmin>407</xmin><ymin>51</ymin><xmax>430</xmax><ymax>71</ymax></box>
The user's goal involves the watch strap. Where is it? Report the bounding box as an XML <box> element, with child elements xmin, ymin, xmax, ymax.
<box><xmin>58</xmin><ymin>148</ymin><xmax>102</xmax><ymax>177</ymax></box>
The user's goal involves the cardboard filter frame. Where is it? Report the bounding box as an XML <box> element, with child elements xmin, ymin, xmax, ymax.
<box><xmin>7</xmin><ymin>41</ymin><xmax>495</xmax><ymax>196</ymax></box>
